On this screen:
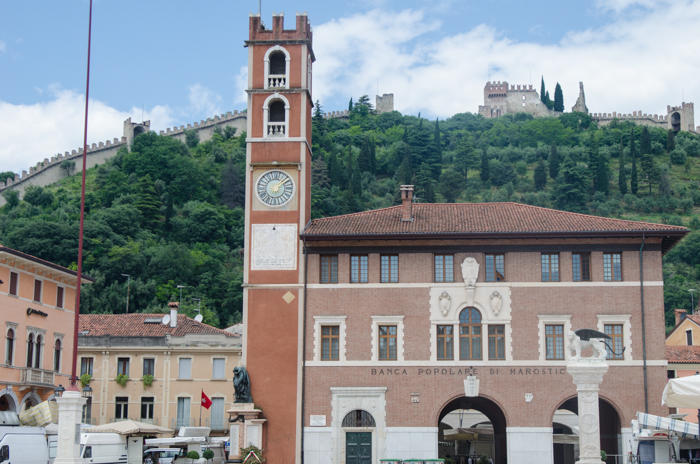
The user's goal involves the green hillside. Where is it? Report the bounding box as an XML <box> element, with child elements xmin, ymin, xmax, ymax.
<box><xmin>2</xmin><ymin>100</ymin><xmax>700</xmax><ymax>328</ymax></box>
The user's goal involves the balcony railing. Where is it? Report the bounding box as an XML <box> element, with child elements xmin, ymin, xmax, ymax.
<box><xmin>267</xmin><ymin>75</ymin><xmax>287</xmax><ymax>89</ymax></box>
<box><xmin>172</xmin><ymin>418</ymin><xmax>197</xmax><ymax>430</ymax></box>
<box><xmin>267</xmin><ymin>123</ymin><xmax>286</xmax><ymax>137</ymax></box>
<box><xmin>20</xmin><ymin>367</ymin><xmax>54</xmax><ymax>386</ymax></box>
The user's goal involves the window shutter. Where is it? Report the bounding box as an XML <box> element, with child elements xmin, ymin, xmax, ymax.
<box><xmin>212</xmin><ymin>359</ymin><xmax>225</xmax><ymax>379</ymax></box>
<box><xmin>179</xmin><ymin>358</ymin><xmax>192</xmax><ymax>379</ymax></box>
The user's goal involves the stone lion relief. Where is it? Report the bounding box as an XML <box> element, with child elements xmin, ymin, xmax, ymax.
<box><xmin>438</xmin><ymin>292</ymin><xmax>451</xmax><ymax>316</ymax></box>
<box><xmin>489</xmin><ymin>291</ymin><xmax>502</xmax><ymax>316</ymax></box>
<box><xmin>461</xmin><ymin>257</ymin><xmax>479</xmax><ymax>287</ymax></box>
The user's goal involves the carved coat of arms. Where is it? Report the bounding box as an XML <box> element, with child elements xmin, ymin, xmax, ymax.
<box><xmin>438</xmin><ymin>292</ymin><xmax>451</xmax><ymax>316</ymax></box>
<box><xmin>461</xmin><ymin>257</ymin><xmax>479</xmax><ymax>288</ymax></box>
<box><xmin>490</xmin><ymin>291</ymin><xmax>503</xmax><ymax>316</ymax></box>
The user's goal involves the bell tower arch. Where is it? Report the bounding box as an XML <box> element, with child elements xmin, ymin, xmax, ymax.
<box><xmin>242</xmin><ymin>11</ymin><xmax>314</xmax><ymax>464</ymax></box>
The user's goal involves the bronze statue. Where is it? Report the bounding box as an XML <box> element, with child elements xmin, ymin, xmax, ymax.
<box><xmin>233</xmin><ymin>366</ymin><xmax>252</xmax><ymax>403</ymax></box>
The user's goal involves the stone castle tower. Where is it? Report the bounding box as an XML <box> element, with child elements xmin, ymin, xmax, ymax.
<box><xmin>571</xmin><ymin>82</ymin><xmax>588</xmax><ymax>114</ymax></box>
<box><xmin>241</xmin><ymin>12</ymin><xmax>314</xmax><ymax>464</ymax></box>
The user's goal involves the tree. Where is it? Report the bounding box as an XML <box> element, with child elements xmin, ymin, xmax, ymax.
<box><xmin>540</xmin><ymin>77</ymin><xmax>546</xmax><ymax>104</ymax></box>
<box><xmin>311</xmin><ymin>157</ymin><xmax>331</xmax><ymax>189</ymax></box>
<box><xmin>2</xmin><ymin>189</ymin><xmax>19</xmax><ymax>208</ymax></box>
<box><xmin>313</xmin><ymin>100</ymin><xmax>326</xmax><ymax>135</ymax></box>
<box><xmin>630</xmin><ymin>129</ymin><xmax>638</xmax><ymax>195</ymax></box>
<box><xmin>545</xmin><ymin>91</ymin><xmax>553</xmax><ymax>109</ymax></box>
<box><xmin>328</xmin><ymin>148</ymin><xmax>342</xmax><ymax>186</ymax></box>
<box><xmin>667</xmin><ymin>129</ymin><xmax>676</xmax><ymax>151</ymax></box>
<box><xmin>640</xmin><ymin>153</ymin><xmax>659</xmax><ymax>195</ymax></box>
<box><xmin>358</xmin><ymin>137</ymin><xmax>373</xmax><ymax>173</ymax></box>
<box><xmin>554</xmin><ymin>157</ymin><xmax>589</xmax><ymax>213</ymax></box>
<box><xmin>0</xmin><ymin>171</ymin><xmax>15</xmax><ymax>182</ymax></box>
<box><xmin>352</xmin><ymin>156</ymin><xmax>362</xmax><ymax>195</ymax></box>
<box><xmin>549</xmin><ymin>141</ymin><xmax>559</xmax><ymax>179</ymax></box>
<box><xmin>618</xmin><ymin>137</ymin><xmax>627</xmax><ymax>195</ymax></box>
<box><xmin>454</xmin><ymin>135</ymin><xmax>478</xmax><ymax>181</ymax></box>
<box><xmin>369</xmin><ymin>138</ymin><xmax>377</xmax><ymax>174</ymax></box>
<box><xmin>438</xmin><ymin>169</ymin><xmax>465</xmax><ymax>203</ymax></box>
<box><xmin>587</xmin><ymin>133</ymin><xmax>599</xmax><ymax>191</ymax></box>
<box><xmin>415</xmin><ymin>163</ymin><xmax>436</xmax><ymax>203</ymax></box>
<box><xmin>397</xmin><ymin>144</ymin><xmax>414</xmax><ymax>186</ymax></box>
<box><xmin>596</xmin><ymin>154</ymin><xmax>609</xmax><ymax>196</ymax></box>
<box><xmin>480</xmin><ymin>150</ymin><xmax>490</xmax><ymax>182</ymax></box>
<box><xmin>23</xmin><ymin>185</ymin><xmax>54</xmax><ymax>207</ymax></box>
<box><xmin>348</xmin><ymin>97</ymin><xmax>353</xmax><ymax>113</ymax></box>
<box><xmin>640</xmin><ymin>126</ymin><xmax>651</xmax><ymax>155</ymax></box>
<box><xmin>431</xmin><ymin>119</ymin><xmax>443</xmax><ymax>179</ymax></box>
<box><xmin>553</xmin><ymin>83</ymin><xmax>564</xmax><ymax>112</ymax></box>
<box><xmin>534</xmin><ymin>159</ymin><xmax>547</xmax><ymax>190</ymax></box>
<box><xmin>220</xmin><ymin>160</ymin><xmax>245</xmax><ymax>209</ymax></box>
<box><xmin>134</xmin><ymin>174</ymin><xmax>163</xmax><ymax>227</ymax></box>
<box><xmin>184</xmin><ymin>129</ymin><xmax>199</xmax><ymax>148</ymax></box>
<box><xmin>60</xmin><ymin>160</ymin><xmax>75</xmax><ymax>176</ymax></box>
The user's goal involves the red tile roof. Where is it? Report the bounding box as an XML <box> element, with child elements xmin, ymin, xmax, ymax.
<box><xmin>79</xmin><ymin>314</ymin><xmax>238</xmax><ymax>338</ymax></box>
<box><xmin>0</xmin><ymin>245</ymin><xmax>96</xmax><ymax>282</ymax></box>
<box><xmin>301</xmin><ymin>203</ymin><xmax>688</xmax><ymax>252</ymax></box>
<box><xmin>667</xmin><ymin>345</ymin><xmax>700</xmax><ymax>364</ymax></box>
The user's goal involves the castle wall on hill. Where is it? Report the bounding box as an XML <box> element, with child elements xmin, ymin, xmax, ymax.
<box><xmin>590</xmin><ymin>102</ymin><xmax>697</xmax><ymax>133</ymax></box>
<box><xmin>478</xmin><ymin>81</ymin><xmax>557</xmax><ymax>119</ymax></box>
<box><xmin>0</xmin><ymin>111</ymin><xmax>247</xmax><ymax>206</ymax></box>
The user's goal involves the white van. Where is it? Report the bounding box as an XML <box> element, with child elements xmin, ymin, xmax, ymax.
<box><xmin>79</xmin><ymin>433</ymin><xmax>127</xmax><ymax>464</ymax></box>
<box><xmin>143</xmin><ymin>448</ymin><xmax>180</xmax><ymax>464</ymax></box>
<box><xmin>0</xmin><ymin>426</ymin><xmax>50</xmax><ymax>464</ymax></box>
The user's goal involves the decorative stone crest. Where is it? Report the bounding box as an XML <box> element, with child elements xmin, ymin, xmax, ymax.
<box><xmin>461</xmin><ymin>257</ymin><xmax>479</xmax><ymax>305</ymax></box>
<box><xmin>438</xmin><ymin>292</ymin><xmax>451</xmax><ymax>316</ymax></box>
<box><xmin>489</xmin><ymin>291</ymin><xmax>502</xmax><ymax>316</ymax></box>
<box><xmin>525</xmin><ymin>393</ymin><xmax>533</xmax><ymax>403</ymax></box>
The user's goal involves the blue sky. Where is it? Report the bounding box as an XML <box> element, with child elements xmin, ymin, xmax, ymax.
<box><xmin>1</xmin><ymin>0</ymin><xmax>698</xmax><ymax>173</ymax></box>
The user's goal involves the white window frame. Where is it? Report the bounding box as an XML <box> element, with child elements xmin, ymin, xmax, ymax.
<box><xmin>262</xmin><ymin>93</ymin><xmax>290</xmax><ymax>138</ymax></box>
<box><xmin>53</xmin><ymin>333</ymin><xmax>64</xmax><ymax>373</ymax></box>
<box><xmin>263</xmin><ymin>45</ymin><xmax>290</xmax><ymax>90</ymax></box>
<box><xmin>80</xmin><ymin>356</ymin><xmax>95</xmax><ymax>376</ymax></box>
<box><xmin>33</xmin><ymin>277</ymin><xmax>43</xmax><ymax>304</ymax></box>
<box><xmin>116</xmin><ymin>355</ymin><xmax>132</xmax><ymax>377</ymax></box>
<box><xmin>371</xmin><ymin>316</ymin><xmax>404</xmax><ymax>362</ymax></box>
<box><xmin>26</xmin><ymin>327</ymin><xmax>46</xmax><ymax>369</ymax></box>
<box><xmin>313</xmin><ymin>316</ymin><xmax>347</xmax><ymax>362</ymax></box>
<box><xmin>537</xmin><ymin>315</ymin><xmax>572</xmax><ymax>362</ymax></box>
<box><xmin>597</xmin><ymin>314</ymin><xmax>632</xmax><ymax>361</ymax></box>
<box><xmin>5</xmin><ymin>322</ymin><xmax>18</xmax><ymax>366</ymax></box>
<box><xmin>178</xmin><ymin>357</ymin><xmax>192</xmax><ymax>379</ymax></box>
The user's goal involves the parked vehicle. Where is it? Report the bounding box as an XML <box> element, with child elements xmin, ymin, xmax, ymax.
<box><xmin>79</xmin><ymin>432</ymin><xmax>127</xmax><ymax>464</ymax></box>
<box><xmin>143</xmin><ymin>448</ymin><xmax>180</xmax><ymax>464</ymax></box>
<box><xmin>0</xmin><ymin>426</ymin><xmax>50</xmax><ymax>464</ymax></box>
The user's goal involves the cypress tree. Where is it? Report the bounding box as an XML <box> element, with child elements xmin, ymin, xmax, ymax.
<box><xmin>432</xmin><ymin>118</ymin><xmax>443</xmax><ymax>179</ymax></box>
<box><xmin>596</xmin><ymin>155</ymin><xmax>609</xmax><ymax>196</ymax></box>
<box><xmin>369</xmin><ymin>138</ymin><xmax>377</xmax><ymax>174</ymax></box>
<box><xmin>549</xmin><ymin>141</ymin><xmax>559</xmax><ymax>179</ymax></box>
<box><xmin>588</xmin><ymin>133</ymin><xmax>599</xmax><ymax>191</ymax></box>
<box><xmin>667</xmin><ymin>129</ymin><xmax>676</xmax><ymax>151</ymax></box>
<box><xmin>328</xmin><ymin>148</ymin><xmax>342</xmax><ymax>186</ymax></box>
<box><xmin>534</xmin><ymin>159</ymin><xmax>547</xmax><ymax>190</ymax></box>
<box><xmin>348</xmin><ymin>98</ymin><xmax>353</xmax><ymax>114</ymax></box>
<box><xmin>553</xmin><ymin>83</ymin><xmax>564</xmax><ymax>112</ymax></box>
<box><xmin>480</xmin><ymin>150</ymin><xmax>490</xmax><ymax>182</ymax></box>
<box><xmin>618</xmin><ymin>137</ymin><xmax>627</xmax><ymax>195</ymax></box>
<box><xmin>134</xmin><ymin>174</ymin><xmax>163</xmax><ymax>227</ymax></box>
<box><xmin>397</xmin><ymin>145</ymin><xmax>414</xmax><ymax>186</ymax></box>
<box><xmin>343</xmin><ymin>146</ymin><xmax>357</xmax><ymax>213</ymax></box>
<box><xmin>630</xmin><ymin>129</ymin><xmax>638</xmax><ymax>195</ymax></box>
<box><xmin>540</xmin><ymin>77</ymin><xmax>546</xmax><ymax>104</ymax></box>
<box><xmin>352</xmin><ymin>156</ymin><xmax>362</xmax><ymax>195</ymax></box>
<box><xmin>640</xmin><ymin>126</ymin><xmax>651</xmax><ymax>155</ymax></box>
<box><xmin>358</xmin><ymin>136</ymin><xmax>372</xmax><ymax>173</ymax></box>
<box><xmin>346</xmin><ymin>146</ymin><xmax>353</xmax><ymax>191</ymax></box>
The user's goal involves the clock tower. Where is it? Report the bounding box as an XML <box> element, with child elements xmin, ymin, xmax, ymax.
<box><xmin>242</xmin><ymin>12</ymin><xmax>313</xmax><ymax>464</ymax></box>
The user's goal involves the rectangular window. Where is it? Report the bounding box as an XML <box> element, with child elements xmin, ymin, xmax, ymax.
<box><xmin>9</xmin><ymin>272</ymin><xmax>18</xmax><ymax>296</ymax></box>
<box><xmin>434</xmin><ymin>255</ymin><xmax>454</xmax><ymax>283</ymax></box>
<box><xmin>178</xmin><ymin>358</ymin><xmax>192</xmax><ymax>379</ymax></box>
<box><xmin>321</xmin><ymin>326</ymin><xmax>339</xmax><ymax>360</ymax></box>
<box><xmin>604</xmin><ymin>324</ymin><xmax>624</xmax><ymax>360</ymax></box>
<box><xmin>176</xmin><ymin>397</ymin><xmax>191</xmax><ymax>428</ymax></box>
<box><xmin>80</xmin><ymin>358</ymin><xmax>93</xmax><ymax>376</ymax></box>
<box><xmin>603</xmin><ymin>253</ymin><xmax>622</xmax><ymax>281</ymax></box>
<box><xmin>687</xmin><ymin>330</ymin><xmax>693</xmax><ymax>346</ymax></box>
<box><xmin>488</xmin><ymin>325</ymin><xmax>505</xmax><ymax>360</ymax></box>
<box><xmin>380</xmin><ymin>255</ymin><xmax>399</xmax><ymax>283</ymax></box>
<box><xmin>541</xmin><ymin>254</ymin><xmax>560</xmax><ymax>282</ymax></box>
<box><xmin>210</xmin><ymin>398</ymin><xmax>225</xmax><ymax>431</ymax></box>
<box><xmin>320</xmin><ymin>255</ymin><xmax>338</xmax><ymax>283</ymax></box>
<box><xmin>115</xmin><ymin>397</ymin><xmax>128</xmax><ymax>420</ymax></box>
<box><xmin>33</xmin><ymin>279</ymin><xmax>42</xmax><ymax>303</ymax></box>
<box><xmin>437</xmin><ymin>325</ymin><xmax>454</xmax><ymax>360</ymax></box>
<box><xmin>485</xmin><ymin>254</ymin><xmax>505</xmax><ymax>282</ymax></box>
<box><xmin>117</xmin><ymin>358</ymin><xmax>129</xmax><ymax>377</ymax></box>
<box><xmin>142</xmin><ymin>358</ymin><xmax>155</xmax><ymax>377</ymax></box>
<box><xmin>545</xmin><ymin>325</ymin><xmax>564</xmax><ymax>360</ymax></box>
<box><xmin>141</xmin><ymin>398</ymin><xmax>154</xmax><ymax>420</ymax></box>
<box><xmin>572</xmin><ymin>253</ymin><xmax>591</xmax><ymax>282</ymax></box>
<box><xmin>56</xmin><ymin>287</ymin><xmax>64</xmax><ymax>309</ymax></box>
<box><xmin>212</xmin><ymin>358</ymin><xmax>225</xmax><ymax>379</ymax></box>
<box><xmin>350</xmin><ymin>255</ymin><xmax>368</xmax><ymax>283</ymax></box>
<box><xmin>378</xmin><ymin>325</ymin><xmax>397</xmax><ymax>360</ymax></box>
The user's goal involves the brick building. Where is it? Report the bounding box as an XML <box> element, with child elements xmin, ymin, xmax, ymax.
<box><xmin>238</xmin><ymin>11</ymin><xmax>688</xmax><ymax>464</ymax></box>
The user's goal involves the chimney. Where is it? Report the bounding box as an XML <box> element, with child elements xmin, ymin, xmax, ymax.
<box><xmin>169</xmin><ymin>302</ymin><xmax>179</xmax><ymax>328</ymax></box>
<box><xmin>675</xmin><ymin>308</ymin><xmax>688</xmax><ymax>326</ymax></box>
<box><xmin>400</xmin><ymin>185</ymin><xmax>414</xmax><ymax>222</ymax></box>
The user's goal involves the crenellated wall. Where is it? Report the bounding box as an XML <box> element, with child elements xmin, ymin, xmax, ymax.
<box><xmin>590</xmin><ymin>102</ymin><xmax>697</xmax><ymax>133</ymax></box>
<box><xmin>479</xmin><ymin>81</ymin><xmax>557</xmax><ymax>119</ymax></box>
<box><xmin>0</xmin><ymin>110</ymin><xmax>247</xmax><ymax>206</ymax></box>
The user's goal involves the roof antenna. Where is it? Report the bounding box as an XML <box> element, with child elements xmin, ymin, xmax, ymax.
<box><xmin>259</xmin><ymin>0</ymin><xmax>261</xmax><ymax>15</ymax></box>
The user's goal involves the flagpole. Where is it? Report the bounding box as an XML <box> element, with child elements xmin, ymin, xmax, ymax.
<box><xmin>200</xmin><ymin>389</ymin><xmax>203</xmax><ymax>426</ymax></box>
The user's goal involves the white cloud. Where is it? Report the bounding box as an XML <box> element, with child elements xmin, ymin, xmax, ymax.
<box><xmin>594</xmin><ymin>0</ymin><xmax>667</xmax><ymax>13</ymax></box>
<box><xmin>311</xmin><ymin>2</ymin><xmax>700</xmax><ymax>121</ymax></box>
<box><xmin>0</xmin><ymin>86</ymin><xmax>176</xmax><ymax>174</ymax></box>
<box><xmin>0</xmin><ymin>41</ymin><xmax>6</xmax><ymax>53</ymax></box>
<box><xmin>187</xmin><ymin>84</ymin><xmax>223</xmax><ymax>117</ymax></box>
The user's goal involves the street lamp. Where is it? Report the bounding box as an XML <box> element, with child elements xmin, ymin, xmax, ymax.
<box><xmin>54</xmin><ymin>385</ymin><xmax>65</xmax><ymax>398</ymax></box>
<box><xmin>690</xmin><ymin>289</ymin><xmax>697</xmax><ymax>314</ymax></box>
<box><xmin>191</xmin><ymin>297</ymin><xmax>201</xmax><ymax>313</ymax></box>
<box><xmin>176</xmin><ymin>285</ymin><xmax>187</xmax><ymax>309</ymax></box>
<box><xmin>82</xmin><ymin>384</ymin><xmax>92</xmax><ymax>398</ymax></box>
<box><xmin>121</xmin><ymin>274</ymin><xmax>131</xmax><ymax>314</ymax></box>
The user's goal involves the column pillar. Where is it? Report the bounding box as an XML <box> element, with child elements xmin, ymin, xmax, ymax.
<box><xmin>54</xmin><ymin>391</ymin><xmax>88</xmax><ymax>464</ymax></box>
<box><xmin>567</xmin><ymin>361</ymin><xmax>609</xmax><ymax>464</ymax></box>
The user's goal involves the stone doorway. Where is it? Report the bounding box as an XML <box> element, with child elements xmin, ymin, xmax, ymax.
<box><xmin>438</xmin><ymin>396</ymin><xmax>507</xmax><ymax>464</ymax></box>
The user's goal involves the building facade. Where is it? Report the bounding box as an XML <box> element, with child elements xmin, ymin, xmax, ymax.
<box><xmin>77</xmin><ymin>308</ymin><xmax>241</xmax><ymax>434</ymax></box>
<box><xmin>666</xmin><ymin>309</ymin><xmax>700</xmax><ymax>424</ymax></box>
<box><xmin>478</xmin><ymin>81</ymin><xmax>557</xmax><ymax>119</ymax></box>
<box><xmin>0</xmin><ymin>244</ymin><xmax>94</xmax><ymax>412</ymax></box>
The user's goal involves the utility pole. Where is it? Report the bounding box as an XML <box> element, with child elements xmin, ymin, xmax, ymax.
<box><xmin>690</xmin><ymin>289</ymin><xmax>697</xmax><ymax>314</ymax></box>
<box><xmin>192</xmin><ymin>297</ymin><xmax>202</xmax><ymax>313</ymax></box>
<box><xmin>177</xmin><ymin>285</ymin><xmax>187</xmax><ymax>310</ymax></box>
<box><xmin>121</xmin><ymin>274</ymin><xmax>131</xmax><ymax>313</ymax></box>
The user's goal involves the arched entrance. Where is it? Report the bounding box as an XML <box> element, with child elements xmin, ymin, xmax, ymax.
<box><xmin>552</xmin><ymin>397</ymin><xmax>621</xmax><ymax>464</ymax></box>
<box><xmin>343</xmin><ymin>410</ymin><xmax>375</xmax><ymax>464</ymax></box>
<box><xmin>671</xmin><ymin>112</ymin><xmax>681</xmax><ymax>132</ymax></box>
<box><xmin>438</xmin><ymin>396</ymin><xmax>507</xmax><ymax>464</ymax></box>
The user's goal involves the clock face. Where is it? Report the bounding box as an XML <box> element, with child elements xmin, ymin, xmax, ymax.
<box><xmin>255</xmin><ymin>169</ymin><xmax>295</xmax><ymax>207</ymax></box>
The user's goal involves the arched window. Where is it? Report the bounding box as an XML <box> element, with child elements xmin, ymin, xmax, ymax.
<box><xmin>264</xmin><ymin>46</ymin><xmax>289</xmax><ymax>90</ymax></box>
<box><xmin>342</xmin><ymin>410</ymin><xmax>376</xmax><ymax>428</ymax></box>
<box><xmin>5</xmin><ymin>329</ymin><xmax>14</xmax><ymax>366</ymax></box>
<box><xmin>26</xmin><ymin>334</ymin><xmax>34</xmax><ymax>367</ymax></box>
<box><xmin>53</xmin><ymin>339</ymin><xmax>61</xmax><ymax>372</ymax></box>
<box><xmin>459</xmin><ymin>307</ymin><xmax>482</xmax><ymax>360</ymax></box>
<box><xmin>34</xmin><ymin>335</ymin><xmax>42</xmax><ymax>369</ymax></box>
<box><xmin>269</xmin><ymin>101</ymin><xmax>285</xmax><ymax>122</ymax></box>
<box><xmin>269</xmin><ymin>52</ymin><xmax>286</xmax><ymax>76</ymax></box>
<box><xmin>264</xmin><ymin>95</ymin><xmax>289</xmax><ymax>137</ymax></box>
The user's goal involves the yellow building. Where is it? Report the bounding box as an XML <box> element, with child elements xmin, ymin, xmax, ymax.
<box><xmin>77</xmin><ymin>306</ymin><xmax>241</xmax><ymax>434</ymax></box>
<box><xmin>666</xmin><ymin>308</ymin><xmax>700</xmax><ymax>423</ymax></box>
<box><xmin>1</xmin><ymin>243</ymin><xmax>95</xmax><ymax>412</ymax></box>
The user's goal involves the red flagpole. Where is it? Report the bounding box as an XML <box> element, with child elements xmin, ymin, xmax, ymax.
<box><xmin>70</xmin><ymin>0</ymin><xmax>93</xmax><ymax>389</ymax></box>
<box><xmin>200</xmin><ymin>389</ymin><xmax>203</xmax><ymax>426</ymax></box>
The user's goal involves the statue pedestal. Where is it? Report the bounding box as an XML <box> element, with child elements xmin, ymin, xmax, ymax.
<box><xmin>227</xmin><ymin>403</ymin><xmax>266</xmax><ymax>462</ymax></box>
<box><xmin>567</xmin><ymin>360</ymin><xmax>609</xmax><ymax>464</ymax></box>
<box><xmin>55</xmin><ymin>391</ymin><xmax>88</xmax><ymax>464</ymax></box>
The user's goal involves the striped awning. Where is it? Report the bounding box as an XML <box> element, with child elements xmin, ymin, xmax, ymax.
<box><xmin>636</xmin><ymin>412</ymin><xmax>700</xmax><ymax>438</ymax></box>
